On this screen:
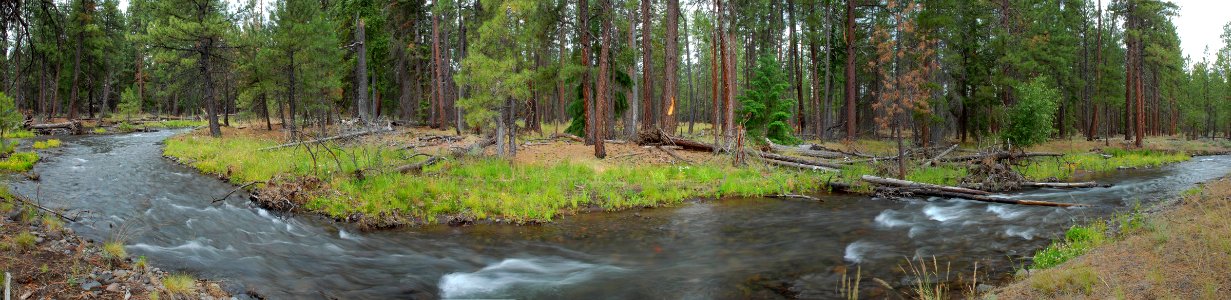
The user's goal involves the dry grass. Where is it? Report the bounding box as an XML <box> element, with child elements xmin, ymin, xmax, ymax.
<box><xmin>994</xmin><ymin>176</ymin><xmax>1231</xmax><ymax>299</ymax></box>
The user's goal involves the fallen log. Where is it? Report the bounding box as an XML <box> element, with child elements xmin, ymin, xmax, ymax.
<box><xmin>923</xmin><ymin>144</ymin><xmax>959</xmax><ymax>167</ymax></box>
<box><xmin>28</xmin><ymin>121</ymin><xmax>83</xmax><ymax>135</ymax></box>
<box><xmin>258</xmin><ymin>128</ymin><xmax>392</xmax><ymax>151</ymax></box>
<box><xmin>860</xmin><ymin>175</ymin><xmax>991</xmax><ymax>195</ymax></box>
<box><xmin>767</xmin><ymin>194</ymin><xmax>823</xmax><ymax>201</ymax></box>
<box><xmin>767</xmin><ymin>140</ymin><xmax>845</xmax><ymax>159</ymax></box>
<box><xmin>550</xmin><ymin>133</ymin><xmax>584</xmax><ymax>142</ymax></box>
<box><xmin>1022</xmin><ymin>181</ymin><xmax>1108</xmax><ymax>188</ymax></box>
<box><xmin>900</xmin><ymin>189</ymin><xmax>1087</xmax><ymax>207</ymax></box>
<box><xmin>755</xmin><ymin>150</ymin><xmax>845</xmax><ymax>169</ymax></box>
<box><xmin>937</xmin><ymin>151</ymin><xmax>1063</xmax><ymax>162</ymax></box>
<box><xmin>754</xmin><ymin>156</ymin><xmax>838</xmax><ymax>172</ymax></box>
<box><xmin>212</xmin><ymin>181</ymin><xmax>265</xmax><ymax>203</ymax></box>
<box><xmin>396</xmin><ymin>156</ymin><xmax>442</xmax><ymax>174</ymax></box>
<box><xmin>656</xmin><ymin>146</ymin><xmax>694</xmax><ymax>164</ymax></box>
<box><xmin>449</xmin><ymin>138</ymin><xmax>496</xmax><ymax>157</ymax></box>
<box><xmin>8</xmin><ymin>193</ymin><xmax>78</xmax><ymax>222</ymax></box>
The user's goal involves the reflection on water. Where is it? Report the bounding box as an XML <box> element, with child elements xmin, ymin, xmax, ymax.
<box><xmin>8</xmin><ymin>131</ymin><xmax>1230</xmax><ymax>299</ymax></box>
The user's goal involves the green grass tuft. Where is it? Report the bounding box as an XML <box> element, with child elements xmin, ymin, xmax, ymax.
<box><xmin>0</xmin><ymin>152</ymin><xmax>39</xmax><ymax>172</ymax></box>
<box><xmin>103</xmin><ymin>241</ymin><xmax>127</xmax><ymax>261</ymax></box>
<box><xmin>32</xmin><ymin>139</ymin><xmax>62</xmax><ymax>149</ymax></box>
<box><xmin>2</xmin><ymin>130</ymin><xmax>35</xmax><ymax>139</ymax></box>
<box><xmin>13</xmin><ymin>231</ymin><xmax>36</xmax><ymax>250</ymax></box>
<box><xmin>161</xmin><ymin>274</ymin><xmax>196</xmax><ymax>296</ymax></box>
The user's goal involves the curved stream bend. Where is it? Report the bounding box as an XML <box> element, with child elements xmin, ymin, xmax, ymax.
<box><xmin>9</xmin><ymin>131</ymin><xmax>1230</xmax><ymax>298</ymax></box>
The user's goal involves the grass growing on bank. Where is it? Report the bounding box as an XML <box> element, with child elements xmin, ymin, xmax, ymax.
<box><xmin>32</xmin><ymin>139</ymin><xmax>61</xmax><ymax>149</ymax></box>
<box><xmin>165</xmin><ymin>134</ymin><xmax>831</xmax><ymax>224</ymax></box>
<box><xmin>0</xmin><ymin>152</ymin><xmax>39</xmax><ymax>172</ymax></box>
<box><xmin>1018</xmin><ymin>149</ymin><xmax>1189</xmax><ymax>181</ymax></box>
<box><xmin>3</xmin><ymin>129</ymin><xmax>35</xmax><ymax>139</ymax></box>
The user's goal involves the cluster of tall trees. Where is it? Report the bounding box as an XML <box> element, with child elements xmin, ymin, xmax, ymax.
<box><xmin>1</xmin><ymin>0</ymin><xmax>1229</xmax><ymax>157</ymax></box>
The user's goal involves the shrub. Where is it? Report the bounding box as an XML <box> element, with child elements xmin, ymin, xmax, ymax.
<box><xmin>1003</xmin><ymin>77</ymin><xmax>1058</xmax><ymax>149</ymax></box>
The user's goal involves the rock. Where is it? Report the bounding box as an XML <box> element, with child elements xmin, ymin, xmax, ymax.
<box><xmin>80</xmin><ymin>281</ymin><xmax>102</xmax><ymax>290</ymax></box>
<box><xmin>106</xmin><ymin>283</ymin><xmax>122</xmax><ymax>292</ymax></box>
<box><xmin>977</xmin><ymin>283</ymin><xmax>995</xmax><ymax>293</ymax></box>
<box><xmin>113</xmin><ymin>270</ymin><xmax>130</xmax><ymax>279</ymax></box>
<box><xmin>34</xmin><ymin>237</ymin><xmax>44</xmax><ymax>244</ymax></box>
<box><xmin>96</xmin><ymin>272</ymin><xmax>114</xmax><ymax>282</ymax></box>
<box><xmin>6</xmin><ymin>207</ymin><xmax>26</xmax><ymax>221</ymax></box>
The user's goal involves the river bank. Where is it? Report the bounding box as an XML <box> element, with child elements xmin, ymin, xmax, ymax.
<box><xmin>0</xmin><ymin>189</ymin><xmax>231</xmax><ymax>299</ymax></box>
<box><xmin>992</xmin><ymin>173</ymin><xmax>1231</xmax><ymax>299</ymax></box>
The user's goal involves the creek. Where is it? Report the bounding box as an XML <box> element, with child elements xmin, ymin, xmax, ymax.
<box><xmin>8</xmin><ymin>131</ymin><xmax>1229</xmax><ymax>299</ymax></box>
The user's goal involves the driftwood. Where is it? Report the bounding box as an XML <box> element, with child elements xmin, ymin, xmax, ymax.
<box><xmin>754</xmin><ymin>156</ymin><xmax>838</xmax><ymax>171</ymax></box>
<box><xmin>937</xmin><ymin>151</ymin><xmax>1063</xmax><ymax>162</ymax></box>
<box><xmin>401</xmin><ymin>135</ymin><xmax>464</xmax><ymax>149</ymax></box>
<box><xmin>857</xmin><ymin>175</ymin><xmax>1086</xmax><ymax>207</ymax></box>
<box><xmin>259</xmin><ymin>128</ymin><xmax>392</xmax><ymax>151</ymax></box>
<box><xmin>923</xmin><ymin>144</ymin><xmax>960</xmax><ymax>166</ymax></box>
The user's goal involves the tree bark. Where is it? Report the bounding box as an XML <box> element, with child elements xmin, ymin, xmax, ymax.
<box><xmin>640</xmin><ymin>0</ymin><xmax>655</xmax><ymax>132</ymax></box>
<box><xmin>355</xmin><ymin>15</ymin><xmax>369</xmax><ymax>123</ymax></box>
<box><xmin>579</xmin><ymin>0</ymin><xmax>594</xmax><ymax>144</ymax></box>
<box><xmin>432</xmin><ymin>12</ymin><xmax>445</xmax><ymax>128</ymax></box>
<box><xmin>594</xmin><ymin>0</ymin><xmax>612</xmax><ymax>158</ymax></box>
<box><xmin>663</xmin><ymin>0</ymin><xmax>680</xmax><ymax>133</ymax></box>
<box><xmin>844</xmin><ymin>0</ymin><xmax>856</xmax><ymax>141</ymax></box>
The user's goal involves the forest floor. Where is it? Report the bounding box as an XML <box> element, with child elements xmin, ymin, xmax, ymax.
<box><xmin>157</xmin><ymin>120</ymin><xmax>1231</xmax><ymax>229</ymax></box>
<box><xmin>992</xmin><ymin>174</ymin><xmax>1231</xmax><ymax>299</ymax></box>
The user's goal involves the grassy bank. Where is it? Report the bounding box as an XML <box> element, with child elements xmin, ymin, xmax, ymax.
<box><xmin>164</xmin><ymin>130</ymin><xmax>830</xmax><ymax>225</ymax></box>
<box><xmin>995</xmin><ymin>178</ymin><xmax>1231</xmax><ymax>299</ymax></box>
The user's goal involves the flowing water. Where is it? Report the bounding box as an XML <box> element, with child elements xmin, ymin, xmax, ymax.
<box><xmin>8</xmin><ymin>131</ymin><xmax>1230</xmax><ymax>299</ymax></box>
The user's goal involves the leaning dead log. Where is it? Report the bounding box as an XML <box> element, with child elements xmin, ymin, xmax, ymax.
<box><xmin>860</xmin><ymin>175</ymin><xmax>991</xmax><ymax>195</ymax></box>
<box><xmin>923</xmin><ymin>144</ymin><xmax>960</xmax><ymax>166</ymax></box>
<box><xmin>258</xmin><ymin>128</ymin><xmax>392</xmax><ymax>151</ymax></box>
<box><xmin>937</xmin><ymin>151</ymin><xmax>1063</xmax><ymax>162</ymax></box>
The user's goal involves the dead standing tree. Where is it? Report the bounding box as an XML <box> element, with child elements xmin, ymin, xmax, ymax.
<box><xmin>869</xmin><ymin>0</ymin><xmax>935</xmax><ymax>179</ymax></box>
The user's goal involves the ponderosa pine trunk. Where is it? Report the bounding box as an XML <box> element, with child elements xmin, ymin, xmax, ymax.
<box><xmin>595</xmin><ymin>0</ymin><xmax>613</xmax><ymax>158</ymax></box>
<box><xmin>844</xmin><ymin>0</ymin><xmax>856</xmax><ymax>141</ymax></box>
<box><xmin>663</xmin><ymin>0</ymin><xmax>680</xmax><ymax>132</ymax></box>
<box><xmin>355</xmin><ymin>16</ymin><xmax>369</xmax><ymax>124</ymax></box>
<box><xmin>579</xmin><ymin>0</ymin><xmax>594</xmax><ymax>145</ymax></box>
<box><xmin>640</xmin><ymin>0</ymin><xmax>655</xmax><ymax>132</ymax></box>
